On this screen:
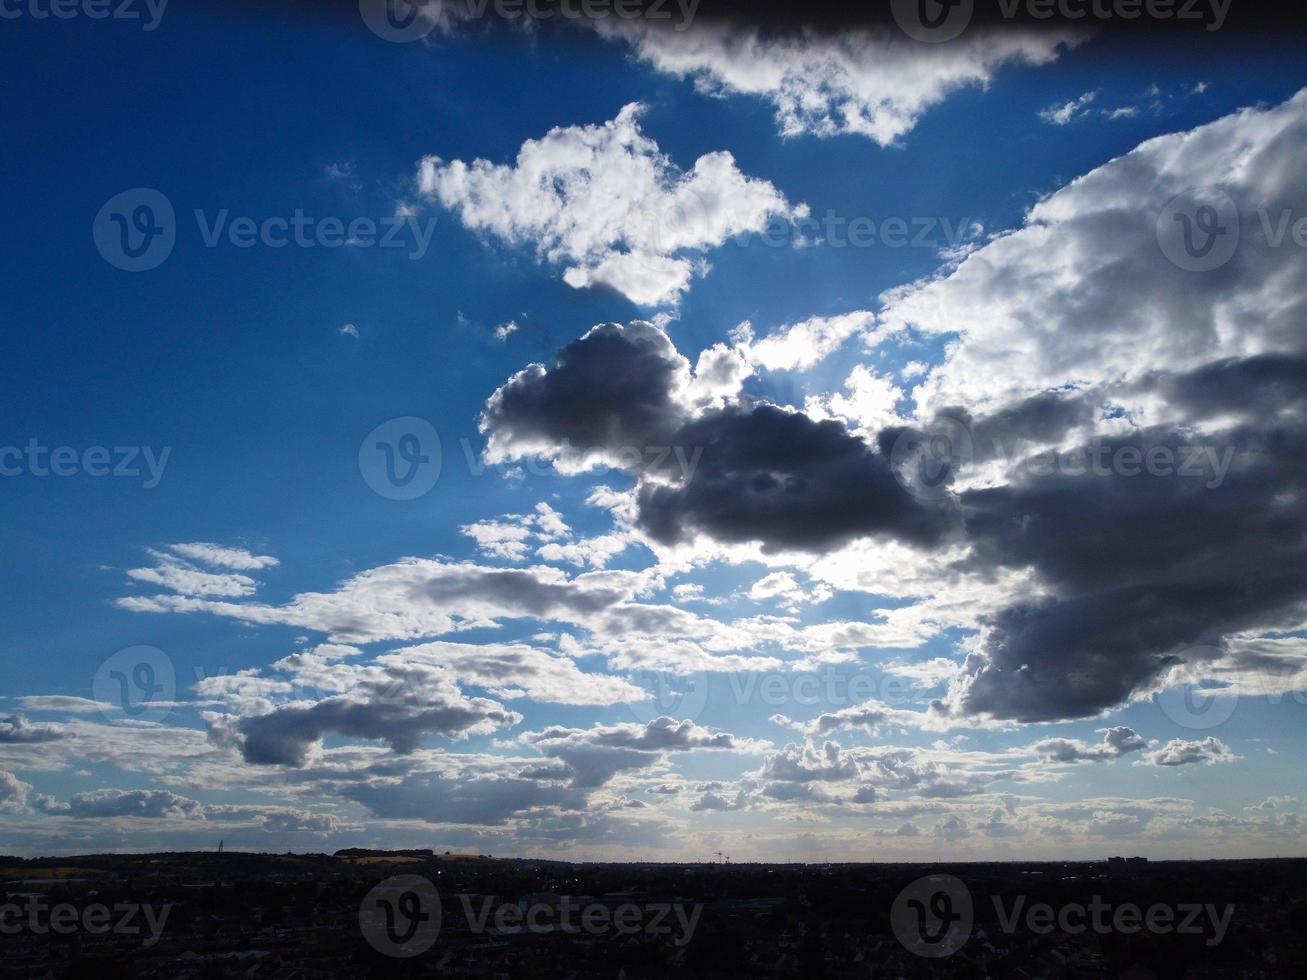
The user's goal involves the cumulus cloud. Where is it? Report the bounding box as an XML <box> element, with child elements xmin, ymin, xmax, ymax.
<box><xmin>599</xmin><ymin>23</ymin><xmax>1078</xmax><ymax>145</ymax></box>
<box><xmin>52</xmin><ymin>789</ymin><xmax>207</xmax><ymax>820</ymax></box>
<box><xmin>419</xmin><ymin>103</ymin><xmax>802</xmax><ymax>306</ymax></box>
<box><xmin>637</xmin><ymin>403</ymin><xmax>957</xmax><ymax>553</ymax></box>
<box><xmin>481</xmin><ymin>320</ymin><xmax>693</xmax><ymax>471</ymax></box>
<box><xmin>0</xmin><ymin>770</ymin><xmax>32</xmax><ymax>814</ymax></box>
<box><xmin>481</xmin><ymin>316</ymin><xmax>961</xmax><ymax>556</ymax></box>
<box><xmin>460</xmin><ymin>502</ymin><xmax>571</xmax><ymax>561</ymax></box>
<box><xmin>864</xmin><ymin>91</ymin><xmax>1307</xmax><ymax>724</ymax></box>
<box><xmin>522</xmin><ymin>717</ymin><xmax>765</xmax><ymax>787</ymax></box>
<box><xmin>341</xmin><ymin>771</ymin><xmax>589</xmax><ymax>826</ymax></box>
<box><xmin>1034</xmin><ymin>727</ymin><xmax>1148</xmax><ymax>763</ymax></box>
<box><xmin>776</xmin><ymin>698</ymin><xmax>937</xmax><ymax>739</ymax></box>
<box><xmin>760</xmin><ymin>741</ymin><xmax>856</xmax><ymax>783</ymax></box>
<box><xmin>732</xmin><ymin>312</ymin><xmax>873</xmax><ymax>373</ymax></box>
<box><xmin>950</xmin><ymin>416</ymin><xmax>1307</xmax><ymax>722</ymax></box>
<box><xmin>0</xmin><ymin>715</ymin><xmax>62</xmax><ymax>745</ymax></box>
<box><xmin>227</xmin><ymin>664</ymin><xmax>521</xmax><ymax>767</ymax></box>
<box><xmin>1145</xmin><ymin>737</ymin><xmax>1240</xmax><ymax>767</ymax></box>
<box><xmin>121</xmin><ymin>559</ymin><xmax>639</xmax><ymax>644</ymax></box>
<box><xmin>882</xmin><ymin>89</ymin><xmax>1307</xmax><ymax>419</ymax></box>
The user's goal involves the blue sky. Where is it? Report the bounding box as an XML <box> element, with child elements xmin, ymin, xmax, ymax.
<box><xmin>1</xmin><ymin>5</ymin><xmax>1305</xmax><ymax>859</ymax></box>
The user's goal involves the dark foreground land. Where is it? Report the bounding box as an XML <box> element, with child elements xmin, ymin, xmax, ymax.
<box><xmin>1</xmin><ymin>851</ymin><xmax>1304</xmax><ymax>978</ymax></box>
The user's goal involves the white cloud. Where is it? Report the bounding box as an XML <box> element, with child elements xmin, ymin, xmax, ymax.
<box><xmin>167</xmin><ymin>543</ymin><xmax>279</xmax><ymax>571</ymax></box>
<box><xmin>882</xmin><ymin>89</ymin><xmax>1307</xmax><ymax>421</ymax></box>
<box><xmin>1040</xmin><ymin>90</ymin><xmax>1098</xmax><ymax>125</ymax></box>
<box><xmin>0</xmin><ymin>770</ymin><xmax>32</xmax><ymax>814</ymax></box>
<box><xmin>600</xmin><ymin>23</ymin><xmax>1078</xmax><ymax>145</ymax></box>
<box><xmin>733</xmin><ymin>311</ymin><xmax>874</xmax><ymax>372</ymax></box>
<box><xmin>1144</xmin><ymin>737</ymin><xmax>1240</xmax><ymax>767</ymax></box>
<box><xmin>419</xmin><ymin>103</ymin><xmax>803</xmax><ymax>306</ymax></box>
<box><xmin>820</xmin><ymin>364</ymin><xmax>905</xmax><ymax>435</ymax></box>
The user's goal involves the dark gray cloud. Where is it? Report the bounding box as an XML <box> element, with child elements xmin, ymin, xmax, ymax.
<box><xmin>478</xmin><ymin>314</ymin><xmax>1307</xmax><ymax>729</ymax></box>
<box><xmin>955</xmin><ymin>409</ymin><xmax>1307</xmax><ymax>722</ymax></box>
<box><xmin>640</xmin><ymin>404</ymin><xmax>958</xmax><ymax>553</ymax></box>
<box><xmin>522</xmin><ymin>717</ymin><xmax>760</xmax><ymax>787</ymax></box>
<box><xmin>966</xmin><ymin>390</ymin><xmax>1099</xmax><ymax>462</ymax></box>
<box><xmin>482</xmin><ymin>320</ymin><xmax>689</xmax><ymax>465</ymax></box>
<box><xmin>51</xmin><ymin>789</ymin><xmax>206</xmax><ymax>820</ymax></box>
<box><xmin>341</xmin><ymin>773</ymin><xmax>588</xmax><ymax>825</ymax></box>
<box><xmin>1139</xmin><ymin>353</ymin><xmax>1307</xmax><ymax>424</ymax></box>
<box><xmin>236</xmin><ymin>669</ymin><xmax>520</xmax><ymax>767</ymax></box>
<box><xmin>481</xmin><ymin>319</ymin><xmax>957</xmax><ymax>555</ymax></box>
